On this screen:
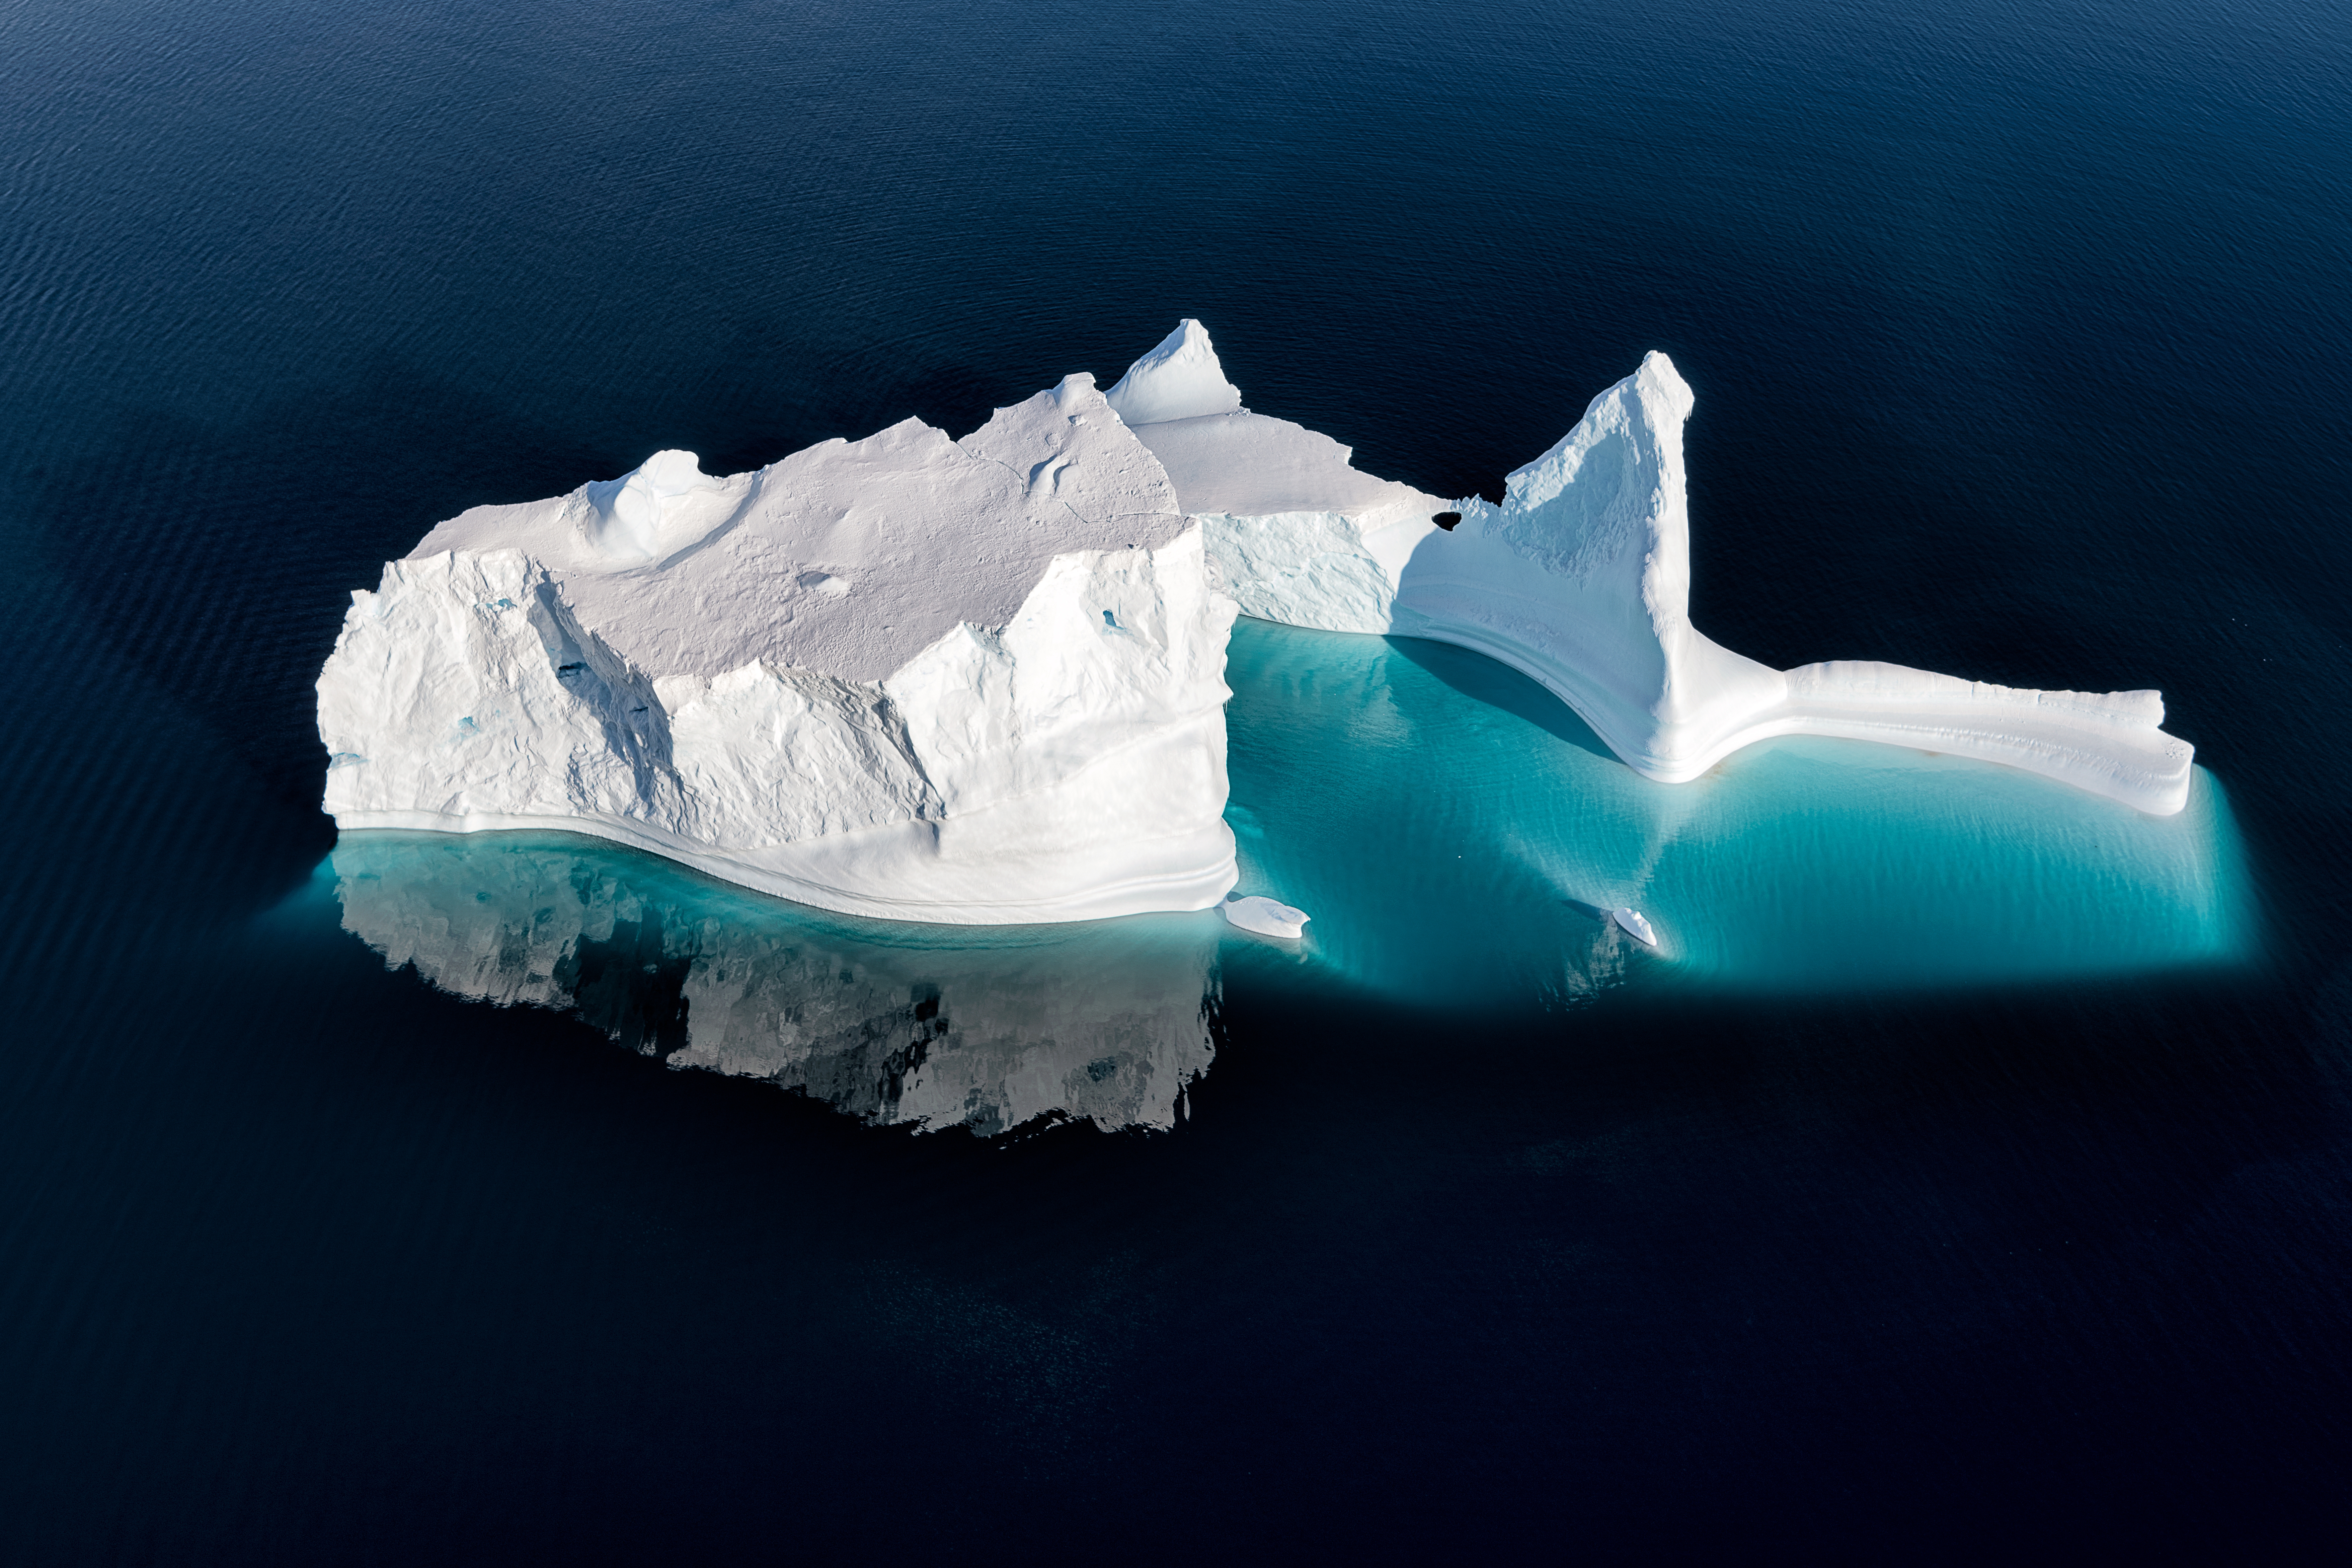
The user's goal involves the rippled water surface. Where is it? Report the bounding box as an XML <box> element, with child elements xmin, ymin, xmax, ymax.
<box><xmin>2</xmin><ymin>0</ymin><xmax>2347</xmax><ymax>1558</ymax></box>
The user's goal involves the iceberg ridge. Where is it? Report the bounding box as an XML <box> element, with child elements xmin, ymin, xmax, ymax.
<box><xmin>1115</xmin><ymin>327</ymin><xmax>2194</xmax><ymax>815</ymax></box>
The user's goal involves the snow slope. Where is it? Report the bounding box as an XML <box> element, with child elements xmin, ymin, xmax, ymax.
<box><xmin>1115</xmin><ymin>324</ymin><xmax>2194</xmax><ymax>814</ymax></box>
<box><xmin>318</xmin><ymin>374</ymin><xmax>1240</xmax><ymax>922</ymax></box>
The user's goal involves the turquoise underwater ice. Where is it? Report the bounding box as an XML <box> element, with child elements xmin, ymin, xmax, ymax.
<box><xmin>1221</xmin><ymin>620</ymin><xmax>2254</xmax><ymax>1005</ymax></box>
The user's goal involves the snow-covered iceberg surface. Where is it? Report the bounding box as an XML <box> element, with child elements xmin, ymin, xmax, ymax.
<box><xmin>329</xmin><ymin>833</ymin><xmax>1223</xmax><ymax>1134</ymax></box>
<box><xmin>318</xmin><ymin>374</ymin><xmax>1239</xmax><ymax>924</ymax></box>
<box><xmin>1114</xmin><ymin>322</ymin><xmax>2195</xmax><ymax>815</ymax></box>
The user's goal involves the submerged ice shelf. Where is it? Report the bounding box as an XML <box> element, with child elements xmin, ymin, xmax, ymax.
<box><xmin>320</xmin><ymin>319</ymin><xmax>2200</xmax><ymax>930</ymax></box>
<box><xmin>1221</xmin><ymin>619</ymin><xmax>2248</xmax><ymax>1002</ymax></box>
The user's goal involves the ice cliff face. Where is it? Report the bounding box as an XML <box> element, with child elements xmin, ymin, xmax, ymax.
<box><xmin>1113</xmin><ymin>325</ymin><xmax>2194</xmax><ymax>815</ymax></box>
<box><xmin>1108</xmin><ymin>319</ymin><xmax>1442</xmax><ymax>638</ymax></box>
<box><xmin>318</xmin><ymin>374</ymin><xmax>1240</xmax><ymax>923</ymax></box>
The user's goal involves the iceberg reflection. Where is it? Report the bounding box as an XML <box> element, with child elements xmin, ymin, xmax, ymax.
<box><xmin>330</xmin><ymin>833</ymin><xmax>1222</xmax><ymax>1133</ymax></box>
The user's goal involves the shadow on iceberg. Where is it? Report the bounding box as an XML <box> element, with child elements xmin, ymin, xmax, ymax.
<box><xmin>1382</xmin><ymin>634</ymin><xmax>1620</xmax><ymax>764</ymax></box>
<box><xmin>328</xmin><ymin>832</ymin><xmax>1223</xmax><ymax>1134</ymax></box>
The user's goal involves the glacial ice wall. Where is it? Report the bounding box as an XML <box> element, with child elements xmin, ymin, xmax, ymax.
<box><xmin>1114</xmin><ymin>322</ymin><xmax>2194</xmax><ymax>814</ymax></box>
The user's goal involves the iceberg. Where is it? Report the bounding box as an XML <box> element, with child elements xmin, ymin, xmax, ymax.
<box><xmin>1113</xmin><ymin>321</ymin><xmax>2195</xmax><ymax>815</ymax></box>
<box><xmin>1220</xmin><ymin>894</ymin><xmax>1310</xmax><ymax>940</ymax></box>
<box><xmin>1611</xmin><ymin>907</ymin><xmax>1659</xmax><ymax>948</ymax></box>
<box><xmin>319</xmin><ymin>325</ymin><xmax>2197</xmax><ymax>936</ymax></box>
<box><xmin>317</xmin><ymin>374</ymin><xmax>1240</xmax><ymax>924</ymax></box>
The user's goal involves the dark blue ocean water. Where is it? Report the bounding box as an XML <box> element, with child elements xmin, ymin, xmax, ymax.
<box><xmin>3</xmin><ymin>0</ymin><xmax>2348</xmax><ymax>1558</ymax></box>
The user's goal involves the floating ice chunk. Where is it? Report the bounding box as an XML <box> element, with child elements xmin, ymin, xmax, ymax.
<box><xmin>1105</xmin><ymin>318</ymin><xmax>1245</xmax><ymax>426</ymax></box>
<box><xmin>1611</xmin><ymin>907</ymin><xmax>1659</xmax><ymax>947</ymax></box>
<box><xmin>1222</xmin><ymin>894</ymin><xmax>1310</xmax><ymax>939</ymax></box>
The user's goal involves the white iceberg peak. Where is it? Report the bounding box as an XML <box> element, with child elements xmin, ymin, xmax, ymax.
<box><xmin>585</xmin><ymin>448</ymin><xmax>723</xmax><ymax>562</ymax></box>
<box><xmin>1105</xmin><ymin>318</ymin><xmax>1245</xmax><ymax>426</ymax></box>
<box><xmin>1423</xmin><ymin>351</ymin><xmax>2191</xmax><ymax>811</ymax></box>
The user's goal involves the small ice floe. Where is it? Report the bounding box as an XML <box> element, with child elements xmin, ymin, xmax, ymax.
<box><xmin>1222</xmin><ymin>894</ymin><xmax>1310</xmax><ymax>939</ymax></box>
<box><xmin>1611</xmin><ymin>907</ymin><xmax>1659</xmax><ymax>948</ymax></box>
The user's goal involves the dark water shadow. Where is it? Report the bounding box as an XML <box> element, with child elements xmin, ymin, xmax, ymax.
<box><xmin>1380</xmin><ymin>632</ymin><xmax>1618</xmax><ymax>764</ymax></box>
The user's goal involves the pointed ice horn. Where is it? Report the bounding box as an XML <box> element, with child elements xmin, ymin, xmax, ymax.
<box><xmin>1497</xmin><ymin>351</ymin><xmax>1696</xmax><ymax>623</ymax></box>
<box><xmin>1103</xmin><ymin>318</ymin><xmax>1245</xmax><ymax>426</ymax></box>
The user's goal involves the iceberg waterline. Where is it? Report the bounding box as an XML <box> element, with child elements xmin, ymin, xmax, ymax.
<box><xmin>318</xmin><ymin>322</ymin><xmax>2200</xmax><ymax>925</ymax></box>
<box><xmin>315</xmin><ymin>615</ymin><xmax>2250</xmax><ymax>1137</ymax></box>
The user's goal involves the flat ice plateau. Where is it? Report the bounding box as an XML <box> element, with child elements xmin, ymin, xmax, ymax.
<box><xmin>1115</xmin><ymin>321</ymin><xmax>2194</xmax><ymax>815</ymax></box>
<box><xmin>319</xmin><ymin>374</ymin><xmax>1239</xmax><ymax>923</ymax></box>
